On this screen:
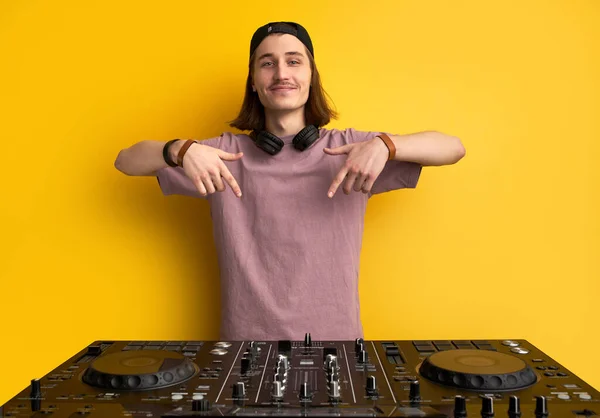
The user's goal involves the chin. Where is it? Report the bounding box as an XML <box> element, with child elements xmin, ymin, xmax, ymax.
<box><xmin>269</xmin><ymin>104</ymin><xmax>303</xmax><ymax>111</ymax></box>
<box><xmin>265</xmin><ymin>99</ymin><xmax>309</xmax><ymax>112</ymax></box>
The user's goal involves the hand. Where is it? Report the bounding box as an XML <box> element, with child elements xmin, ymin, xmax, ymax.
<box><xmin>180</xmin><ymin>143</ymin><xmax>244</xmax><ymax>197</ymax></box>
<box><xmin>323</xmin><ymin>137</ymin><xmax>389</xmax><ymax>197</ymax></box>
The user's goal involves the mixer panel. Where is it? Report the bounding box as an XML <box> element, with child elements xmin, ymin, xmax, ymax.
<box><xmin>1</xmin><ymin>336</ymin><xmax>598</xmax><ymax>417</ymax></box>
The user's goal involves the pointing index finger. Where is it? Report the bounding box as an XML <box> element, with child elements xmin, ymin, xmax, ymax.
<box><xmin>328</xmin><ymin>166</ymin><xmax>348</xmax><ymax>198</ymax></box>
<box><xmin>220</xmin><ymin>164</ymin><xmax>242</xmax><ymax>197</ymax></box>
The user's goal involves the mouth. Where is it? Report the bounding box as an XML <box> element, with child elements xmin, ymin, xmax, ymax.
<box><xmin>269</xmin><ymin>86</ymin><xmax>296</xmax><ymax>91</ymax></box>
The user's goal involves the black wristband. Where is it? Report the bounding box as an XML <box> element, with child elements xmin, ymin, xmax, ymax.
<box><xmin>162</xmin><ymin>139</ymin><xmax>180</xmax><ymax>167</ymax></box>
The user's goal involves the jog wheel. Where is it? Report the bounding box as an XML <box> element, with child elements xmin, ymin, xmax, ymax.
<box><xmin>82</xmin><ymin>350</ymin><xmax>198</xmax><ymax>390</ymax></box>
<box><xmin>418</xmin><ymin>349</ymin><xmax>537</xmax><ymax>391</ymax></box>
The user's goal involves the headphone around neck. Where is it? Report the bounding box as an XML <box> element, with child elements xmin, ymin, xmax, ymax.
<box><xmin>252</xmin><ymin>124</ymin><xmax>321</xmax><ymax>155</ymax></box>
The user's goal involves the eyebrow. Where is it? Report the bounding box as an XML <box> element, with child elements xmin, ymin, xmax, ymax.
<box><xmin>257</xmin><ymin>51</ymin><xmax>305</xmax><ymax>61</ymax></box>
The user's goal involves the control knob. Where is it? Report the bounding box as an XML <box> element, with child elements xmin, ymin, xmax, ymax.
<box><xmin>232</xmin><ymin>382</ymin><xmax>245</xmax><ymax>399</ymax></box>
<box><xmin>535</xmin><ymin>396</ymin><xmax>548</xmax><ymax>417</ymax></box>
<box><xmin>508</xmin><ymin>395</ymin><xmax>521</xmax><ymax>418</ymax></box>
<box><xmin>454</xmin><ymin>395</ymin><xmax>467</xmax><ymax>418</ymax></box>
<box><xmin>241</xmin><ymin>357</ymin><xmax>251</xmax><ymax>375</ymax></box>
<box><xmin>299</xmin><ymin>382</ymin><xmax>312</xmax><ymax>401</ymax></box>
<box><xmin>30</xmin><ymin>379</ymin><xmax>41</xmax><ymax>399</ymax></box>
<box><xmin>366</xmin><ymin>375</ymin><xmax>378</xmax><ymax>396</ymax></box>
<box><xmin>355</xmin><ymin>337</ymin><xmax>364</xmax><ymax>352</ymax></box>
<box><xmin>304</xmin><ymin>333</ymin><xmax>312</xmax><ymax>347</ymax></box>
<box><xmin>358</xmin><ymin>350</ymin><xmax>369</xmax><ymax>364</ymax></box>
<box><xmin>409</xmin><ymin>380</ymin><xmax>421</xmax><ymax>402</ymax></box>
<box><xmin>481</xmin><ymin>395</ymin><xmax>494</xmax><ymax>418</ymax></box>
<box><xmin>30</xmin><ymin>399</ymin><xmax>41</xmax><ymax>412</ymax></box>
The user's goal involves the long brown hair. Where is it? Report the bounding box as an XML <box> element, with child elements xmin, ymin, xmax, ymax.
<box><xmin>228</xmin><ymin>36</ymin><xmax>338</xmax><ymax>133</ymax></box>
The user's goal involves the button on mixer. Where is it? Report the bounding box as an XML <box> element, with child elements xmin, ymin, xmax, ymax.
<box><xmin>414</xmin><ymin>341</ymin><xmax>436</xmax><ymax>352</ymax></box>
<box><xmin>572</xmin><ymin>409</ymin><xmax>597</xmax><ymax>416</ymax></box>
<box><xmin>415</xmin><ymin>345</ymin><xmax>435</xmax><ymax>353</ymax></box>
<box><xmin>214</xmin><ymin>342</ymin><xmax>232</xmax><ymax>348</ymax></box>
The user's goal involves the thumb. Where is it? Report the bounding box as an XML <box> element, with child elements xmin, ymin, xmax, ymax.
<box><xmin>323</xmin><ymin>144</ymin><xmax>352</xmax><ymax>155</ymax></box>
<box><xmin>218</xmin><ymin>150</ymin><xmax>244</xmax><ymax>161</ymax></box>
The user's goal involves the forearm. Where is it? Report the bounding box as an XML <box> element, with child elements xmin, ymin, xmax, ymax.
<box><xmin>389</xmin><ymin>131</ymin><xmax>465</xmax><ymax>166</ymax></box>
<box><xmin>114</xmin><ymin>140</ymin><xmax>184</xmax><ymax>176</ymax></box>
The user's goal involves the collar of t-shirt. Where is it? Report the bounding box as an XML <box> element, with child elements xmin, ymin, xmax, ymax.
<box><xmin>279</xmin><ymin>134</ymin><xmax>296</xmax><ymax>145</ymax></box>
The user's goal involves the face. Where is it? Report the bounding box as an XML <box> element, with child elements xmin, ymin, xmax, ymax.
<box><xmin>251</xmin><ymin>34</ymin><xmax>312</xmax><ymax>113</ymax></box>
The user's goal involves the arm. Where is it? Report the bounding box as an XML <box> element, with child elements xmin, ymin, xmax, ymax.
<box><xmin>385</xmin><ymin>131</ymin><xmax>466</xmax><ymax>166</ymax></box>
<box><xmin>114</xmin><ymin>138</ymin><xmax>244</xmax><ymax>197</ymax></box>
<box><xmin>324</xmin><ymin>130</ymin><xmax>465</xmax><ymax>197</ymax></box>
<box><xmin>114</xmin><ymin>140</ymin><xmax>187</xmax><ymax>176</ymax></box>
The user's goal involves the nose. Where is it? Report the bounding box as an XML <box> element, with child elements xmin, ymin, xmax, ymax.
<box><xmin>274</xmin><ymin>61</ymin><xmax>290</xmax><ymax>82</ymax></box>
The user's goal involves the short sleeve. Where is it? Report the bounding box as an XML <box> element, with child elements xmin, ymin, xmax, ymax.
<box><xmin>155</xmin><ymin>132</ymin><xmax>237</xmax><ymax>199</ymax></box>
<box><xmin>156</xmin><ymin>165</ymin><xmax>204</xmax><ymax>198</ymax></box>
<box><xmin>344</xmin><ymin>128</ymin><xmax>422</xmax><ymax>196</ymax></box>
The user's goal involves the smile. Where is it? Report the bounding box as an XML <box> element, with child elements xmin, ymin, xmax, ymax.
<box><xmin>270</xmin><ymin>86</ymin><xmax>296</xmax><ymax>91</ymax></box>
<box><xmin>270</xmin><ymin>89</ymin><xmax>296</xmax><ymax>95</ymax></box>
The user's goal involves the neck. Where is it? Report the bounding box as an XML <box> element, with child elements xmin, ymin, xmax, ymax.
<box><xmin>264</xmin><ymin>107</ymin><xmax>307</xmax><ymax>137</ymax></box>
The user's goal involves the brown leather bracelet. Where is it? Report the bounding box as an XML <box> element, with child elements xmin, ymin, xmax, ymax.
<box><xmin>377</xmin><ymin>133</ymin><xmax>396</xmax><ymax>161</ymax></box>
<box><xmin>177</xmin><ymin>139</ymin><xmax>198</xmax><ymax>167</ymax></box>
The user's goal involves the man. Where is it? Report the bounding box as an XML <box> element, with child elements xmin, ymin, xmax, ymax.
<box><xmin>114</xmin><ymin>21</ymin><xmax>465</xmax><ymax>341</ymax></box>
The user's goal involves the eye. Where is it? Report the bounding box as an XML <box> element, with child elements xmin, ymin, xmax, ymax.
<box><xmin>261</xmin><ymin>61</ymin><xmax>273</xmax><ymax>67</ymax></box>
<box><xmin>289</xmin><ymin>60</ymin><xmax>300</xmax><ymax>65</ymax></box>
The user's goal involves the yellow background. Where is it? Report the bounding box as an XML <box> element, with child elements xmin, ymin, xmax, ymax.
<box><xmin>1</xmin><ymin>0</ymin><xmax>598</xmax><ymax>405</ymax></box>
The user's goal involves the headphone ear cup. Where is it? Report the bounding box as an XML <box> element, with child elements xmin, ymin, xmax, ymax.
<box><xmin>292</xmin><ymin>125</ymin><xmax>320</xmax><ymax>151</ymax></box>
<box><xmin>255</xmin><ymin>131</ymin><xmax>284</xmax><ymax>155</ymax></box>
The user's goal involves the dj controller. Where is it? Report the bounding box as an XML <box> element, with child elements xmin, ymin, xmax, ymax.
<box><xmin>1</xmin><ymin>335</ymin><xmax>598</xmax><ymax>417</ymax></box>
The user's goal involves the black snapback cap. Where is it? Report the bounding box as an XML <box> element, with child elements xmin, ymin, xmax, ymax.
<box><xmin>250</xmin><ymin>22</ymin><xmax>314</xmax><ymax>59</ymax></box>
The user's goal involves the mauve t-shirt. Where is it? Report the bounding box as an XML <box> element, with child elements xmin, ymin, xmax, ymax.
<box><xmin>156</xmin><ymin>127</ymin><xmax>421</xmax><ymax>341</ymax></box>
